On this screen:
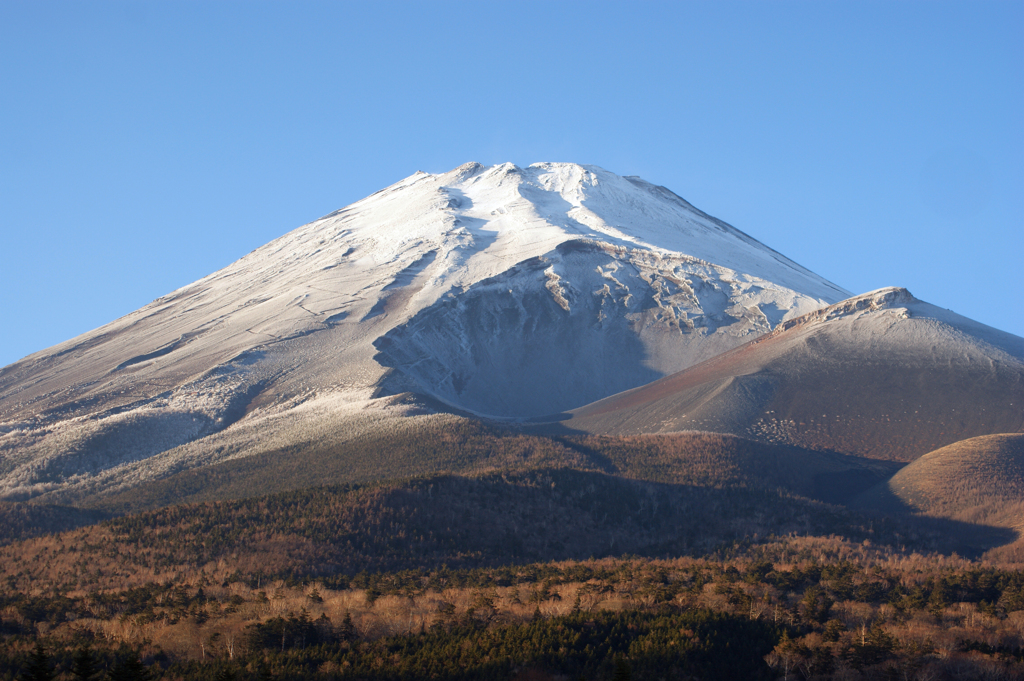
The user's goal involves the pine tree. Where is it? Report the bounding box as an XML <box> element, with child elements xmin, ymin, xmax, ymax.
<box><xmin>71</xmin><ymin>645</ymin><xmax>101</xmax><ymax>681</ymax></box>
<box><xmin>108</xmin><ymin>650</ymin><xmax>151</xmax><ymax>681</ymax></box>
<box><xmin>254</xmin><ymin>661</ymin><xmax>274</xmax><ymax>681</ymax></box>
<box><xmin>18</xmin><ymin>643</ymin><xmax>53</xmax><ymax>681</ymax></box>
<box><xmin>338</xmin><ymin>611</ymin><xmax>355</xmax><ymax>641</ymax></box>
<box><xmin>213</xmin><ymin>666</ymin><xmax>237</xmax><ymax>681</ymax></box>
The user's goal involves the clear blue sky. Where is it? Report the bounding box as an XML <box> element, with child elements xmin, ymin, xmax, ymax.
<box><xmin>2</xmin><ymin>1</ymin><xmax>1022</xmax><ymax>368</ymax></box>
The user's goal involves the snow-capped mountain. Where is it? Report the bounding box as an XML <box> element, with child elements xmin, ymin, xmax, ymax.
<box><xmin>0</xmin><ymin>162</ymin><xmax>847</xmax><ymax>500</ymax></box>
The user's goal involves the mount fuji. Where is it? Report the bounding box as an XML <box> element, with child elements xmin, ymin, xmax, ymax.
<box><xmin>0</xmin><ymin>162</ymin><xmax>851</xmax><ymax>501</ymax></box>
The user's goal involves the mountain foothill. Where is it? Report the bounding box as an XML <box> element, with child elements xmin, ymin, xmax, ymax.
<box><xmin>1</xmin><ymin>162</ymin><xmax>1022</xmax><ymax>680</ymax></box>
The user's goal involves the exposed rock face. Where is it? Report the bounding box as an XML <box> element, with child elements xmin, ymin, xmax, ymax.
<box><xmin>373</xmin><ymin>240</ymin><xmax>813</xmax><ymax>417</ymax></box>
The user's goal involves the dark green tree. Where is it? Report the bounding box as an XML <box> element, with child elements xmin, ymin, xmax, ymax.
<box><xmin>822</xmin><ymin>618</ymin><xmax>845</xmax><ymax>643</ymax></box>
<box><xmin>107</xmin><ymin>650</ymin><xmax>151</xmax><ymax>681</ymax></box>
<box><xmin>71</xmin><ymin>645</ymin><xmax>101</xmax><ymax>681</ymax></box>
<box><xmin>213</xmin><ymin>665</ymin><xmax>237</xmax><ymax>681</ymax></box>
<box><xmin>338</xmin><ymin>611</ymin><xmax>356</xmax><ymax>641</ymax></box>
<box><xmin>801</xmin><ymin>585</ymin><xmax>834</xmax><ymax>624</ymax></box>
<box><xmin>254</xmin><ymin>661</ymin><xmax>274</xmax><ymax>681</ymax></box>
<box><xmin>18</xmin><ymin>643</ymin><xmax>53</xmax><ymax>681</ymax></box>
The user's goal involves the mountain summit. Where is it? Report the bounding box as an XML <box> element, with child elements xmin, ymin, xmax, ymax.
<box><xmin>1</xmin><ymin>162</ymin><xmax>849</xmax><ymax>500</ymax></box>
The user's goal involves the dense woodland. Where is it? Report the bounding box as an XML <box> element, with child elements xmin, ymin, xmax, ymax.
<box><xmin>2</xmin><ymin>426</ymin><xmax>1022</xmax><ymax>679</ymax></box>
<box><xmin>2</xmin><ymin>555</ymin><xmax>1023</xmax><ymax>679</ymax></box>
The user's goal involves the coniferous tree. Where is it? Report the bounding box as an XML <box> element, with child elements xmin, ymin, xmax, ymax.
<box><xmin>18</xmin><ymin>643</ymin><xmax>53</xmax><ymax>681</ymax></box>
<box><xmin>338</xmin><ymin>611</ymin><xmax>355</xmax><ymax>641</ymax></box>
<box><xmin>107</xmin><ymin>650</ymin><xmax>151</xmax><ymax>681</ymax></box>
<box><xmin>71</xmin><ymin>645</ymin><xmax>101</xmax><ymax>681</ymax></box>
<box><xmin>254</xmin><ymin>661</ymin><xmax>274</xmax><ymax>681</ymax></box>
<box><xmin>213</xmin><ymin>666</ymin><xmax>237</xmax><ymax>681</ymax></box>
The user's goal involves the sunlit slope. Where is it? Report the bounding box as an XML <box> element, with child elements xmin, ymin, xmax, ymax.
<box><xmin>856</xmin><ymin>434</ymin><xmax>1024</xmax><ymax>531</ymax></box>
<box><xmin>560</xmin><ymin>288</ymin><xmax>1024</xmax><ymax>462</ymax></box>
<box><xmin>0</xmin><ymin>471</ymin><xmax>881</xmax><ymax>585</ymax></box>
<box><xmin>4</xmin><ymin>454</ymin><xmax>1010</xmax><ymax>594</ymax></box>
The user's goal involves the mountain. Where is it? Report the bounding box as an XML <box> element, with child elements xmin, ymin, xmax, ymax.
<box><xmin>851</xmin><ymin>433</ymin><xmax>1024</xmax><ymax>559</ymax></box>
<box><xmin>854</xmin><ymin>433</ymin><xmax>1024</xmax><ymax>528</ymax></box>
<box><xmin>557</xmin><ymin>287</ymin><xmax>1024</xmax><ymax>462</ymax></box>
<box><xmin>3</xmin><ymin>162</ymin><xmax>1024</xmax><ymax>681</ymax></box>
<box><xmin>0</xmin><ymin>162</ymin><xmax>846</xmax><ymax>502</ymax></box>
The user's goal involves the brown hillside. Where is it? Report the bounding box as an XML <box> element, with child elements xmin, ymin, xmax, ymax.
<box><xmin>3</xmin><ymin>467</ymin><xmax>1013</xmax><ymax>597</ymax></box>
<box><xmin>855</xmin><ymin>433</ymin><xmax>1024</xmax><ymax>533</ymax></box>
<box><xmin>558</xmin><ymin>289</ymin><xmax>1024</xmax><ymax>462</ymax></box>
<box><xmin>52</xmin><ymin>418</ymin><xmax>897</xmax><ymax>515</ymax></box>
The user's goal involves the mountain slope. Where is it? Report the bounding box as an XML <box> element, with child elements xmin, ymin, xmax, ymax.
<box><xmin>557</xmin><ymin>288</ymin><xmax>1024</xmax><ymax>461</ymax></box>
<box><xmin>855</xmin><ymin>433</ymin><xmax>1024</xmax><ymax>529</ymax></box>
<box><xmin>55</xmin><ymin>424</ymin><xmax>896</xmax><ymax>515</ymax></box>
<box><xmin>0</xmin><ymin>162</ymin><xmax>845</xmax><ymax>501</ymax></box>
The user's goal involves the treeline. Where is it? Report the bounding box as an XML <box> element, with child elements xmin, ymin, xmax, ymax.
<box><xmin>6</xmin><ymin>557</ymin><xmax>1024</xmax><ymax>629</ymax></box>
<box><xmin>2</xmin><ymin>556</ymin><xmax>1024</xmax><ymax>679</ymax></box>
<box><xmin>0</xmin><ymin>608</ymin><xmax>779</xmax><ymax>680</ymax></box>
<box><xmin>6</xmin><ymin>557</ymin><xmax>1024</xmax><ymax>633</ymax></box>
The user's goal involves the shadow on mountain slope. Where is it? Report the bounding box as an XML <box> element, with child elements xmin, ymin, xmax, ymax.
<box><xmin>852</xmin><ymin>434</ymin><xmax>1024</xmax><ymax>556</ymax></box>
<box><xmin>66</xmin><ymin>420</ymin><xmax>900</xmax><ymax>516</ymax></box>
<box><xmin>8</xmin><ymin>420</ymin><xmax>1019</xmax><ymax>580</ymax></box>
<box><xmin>0</xmin><ymin>501</ymin><xmax>112</xmax><ymax>546</ymax></box>
<box><xmin>1</xmin><ymin>468</ymin><xmax>1016</xmax><ymax>595</ymax></box>
<box><xmin>372</xmin><ymin>242</ymin><xmax>663</xmax><ymax>418</ymax></box>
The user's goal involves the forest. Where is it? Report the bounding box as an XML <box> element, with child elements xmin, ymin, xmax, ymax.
<box><xmin>1</xmin><ymin>427</ymin><xmax>1022</xmax><ymax>679</ymax></box>
<box><xmin>2</xmin><ymin>553</ymin><xmax>1023</xmax><ymax>679</ymax></box>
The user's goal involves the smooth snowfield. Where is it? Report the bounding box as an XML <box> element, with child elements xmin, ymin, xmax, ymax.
<box><xmin>0</xmin><ymin>162</ymin><xmax>847</xmax><ymax>501</ymax></box>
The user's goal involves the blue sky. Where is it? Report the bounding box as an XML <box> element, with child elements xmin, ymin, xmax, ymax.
<box><xmin>1</xmin><ymin>0</ymin><xmax>1021</xmax><ymax>368</ymax></box>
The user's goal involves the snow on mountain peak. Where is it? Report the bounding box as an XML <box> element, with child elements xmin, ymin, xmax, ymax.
<box><xmin>770</xmin><ymin>286</ymin><xmax>917</xmax><ymax>333</ymax></box>
<box><xmin>0</xmin><ymin>161</ymin><xmax>854</xmax><ymax>500</ymax></box>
